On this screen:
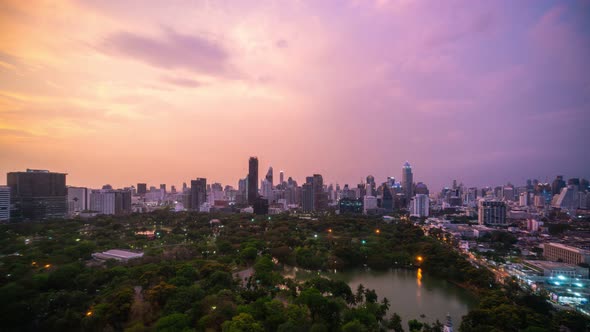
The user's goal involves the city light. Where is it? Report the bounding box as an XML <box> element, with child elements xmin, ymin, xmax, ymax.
<box><xmin>86</xmin><ymin>311</ymin><xmax>93</xmax><ymax>317</ymax></box>
<box><xmin>328</xmin><ymin>229</ymin><xmax>332</xmax><ymax>233</ymax></box>
<box><xmin>375</xmin><ymin>229</ymin><xmax>380</xmax><ymax>234</ymax></box>
<box><xmin>416</xmin><ymin>256</ymin><xmax>423</xmax><ymax>262</ymax></box>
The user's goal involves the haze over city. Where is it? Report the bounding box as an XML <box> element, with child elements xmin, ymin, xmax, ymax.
<box><xmin>1</xmin><ymin>0</ymin><xmax>589</xmax><ymax>189</ymax></box>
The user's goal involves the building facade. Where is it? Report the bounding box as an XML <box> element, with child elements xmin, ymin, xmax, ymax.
<box><xmin>248</xmin><ymin>157</ymin><xmax>258</xmax><ymax>205</ymax></box>
<box><xmin>0</xmin><ymin>186</ymin><xmax>10</xmax><ymax>222</ymax></box>
<box><xmin>7</xmin><ymin>169</ymin><xmax>67</xmax><ymax>220</ymax></box>
<box><xmin>544</xmin><ymin>243</ymin><xmax>590</xmax><ymax>265</ymax></box>
<box><xmin>477</xmin><ymin>199</ymin><xmax>507</xmax><ymax>225</ymax></box>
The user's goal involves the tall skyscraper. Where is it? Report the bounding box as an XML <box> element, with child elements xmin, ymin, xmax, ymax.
<box><xmin>313</xmin><ymin>174</ymin><xmax>328</xmax><ymax>211</ymax></box>
<box><xmin>402</xmin><ymin>161</ymin><xmax>414</xmax><ymax>199</ymax></box>
<box><xmin>248</xmin><ymin>157</ymin><xmax>258</xmax><ymax>205</ymax></box>
<box><xmin>301</xmin><ymin>182</ymin><xmax>314</xmax><ymax>212</ymax></box>
<box><xmin>160</xmin><ymin>184</ymin><xmax>166</xmax><ymax>193</ymax></box>
<box><xmin>265</xmin><ymin>166</ymin><xmax>273</xmax><ymax>187</ymax></box>
<box><xmin>0</xmin><ymin>186</ymin><xmax>10</xmax><ymax>222</ymax></box>
<box><xmin>7</xmin><ymin>169</ymin><xmax>67</xmax><ymax>220</ymax></box>
<box><xmin>279</xmin><ymin>170</ymin><xmax>284</xmax><ymax>186</ymax></box>
<box><xmin>191</xmin><ymin>178</ymin><xmax>207</xmax><ymax>211</ymax></box>
<box><xmin>137</xmin><ymin>183</ymin><xmax>147</xmax><ymax>195</ymax></box>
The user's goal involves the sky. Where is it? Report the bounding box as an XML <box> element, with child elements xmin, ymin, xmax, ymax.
<box><xmin>0</xmin><ymin>0</ymin><xmax>589</xmax><ymax>191</ymax></box>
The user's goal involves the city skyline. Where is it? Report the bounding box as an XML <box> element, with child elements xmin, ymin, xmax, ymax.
<box><xmin>1</xmin><ymin>0</ymin><xmax>589</xmax><ymax>191</ymax></box>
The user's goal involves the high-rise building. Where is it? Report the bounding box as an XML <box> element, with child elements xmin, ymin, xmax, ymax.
<box><xmin>7</xmin><ymin>169</ymin><xmax>67</xmax><ymax>220</ymax></box>
<box><xmin>248</xmin><ymin>157</ymin><xmax>258</xmax><ymax>205</ymax></box>
<box><xmin>402</xmin><ymin>161</ymin><xmax>413</xmax><ymax>199</ymax></box>
<box><xmin>478</xmin><ymin>199</ymin><xmax>507</xmax><ymax>225</ymax></box>
<box><xmin>552</xmin><ymin>185</ymin><xmax>579</xmax><ymax>210</ymax></box>
<box><xmin>89</xmin><ymin>189</ymin><xmax>131</xmax><ymax>215</ymax></box>
<box><xmin>0</xmin><ymin>186</ymin><xmax>10</xmax><ymax>222</ymax></box>
<box><xmin>279</xmin><ymin>171</ymin><xmax>284</xmax><ymax>186</ymax></box>
<box><xmin>67</xmin><ymin>186</ymin><xmax>88</xmax><ymax>217</ymax></box>
<box><xmin>137</xmin><ymin>183</ymin><xmax>147</xmax><ymax>195</ymax></box>
<box><xmin>366</xmin><ymin>175</ymin><xmax>375</xmax><ymax>196</ymax></box>
<box><xmin>265</xmin><ymin>167</ymin><xmax>273</xmax><ymax>187</ymax></box>
<box><xmin>160</xmin><ymin>184</ymin><xmax>166</xmax><ymax>193</ymax></box>
<box><xmin>301</xmin><ymin>182</ymin><xmax>314</xmax><ymax>212</ymax></box>
<box><xmin>261</xmin><ymin>179</ymin><xmax>273</xmax><ymax>202</ymax></box>
<box><xmin>313</xmin><ymin>174</ymin><xmax>328</xmax><ymax>211</ymax></box>
<box><xmin>519</xmin><ymin>192</ymin><xmax>529</xmax><ymax>207</ymax></box>
<box><xmin>410</xmin><ymin>194</ymin><xmax>429</xmax><ymax>217</ymax></box>
<box><xmin>551</xmin><ymin>176</ymin><xmax>566</xmax><ymax>196</ymax></box>
<box><xmin>190</xmin><ymin>178</ymin><xmax>207</xmax><ymax>211</ymax></box>
<box><xmin>363</xmin><ymin>195</ymin><xmax>377</xmax><ymax>214</ymax></box>
<box><xmin>381</xmin><ymin>185</ymin><xmax>393</xmax><ymax>211</ymax></box>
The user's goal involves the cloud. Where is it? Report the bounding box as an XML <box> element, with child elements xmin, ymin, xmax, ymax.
<box><xmin>161</xmin><ymin>76</ymin><xmax>201</xmax><ymax>88</ymax></box>
<box><xmin>101</xmin><ymin>28</ymin><xmax>234</xmax><ymax>77</ymax></box>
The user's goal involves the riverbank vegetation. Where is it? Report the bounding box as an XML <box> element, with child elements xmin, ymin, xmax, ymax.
<box><xmin>0</xmin><ymin>210</ymin><xmax>587</xmax><ymax>331</ymax></box>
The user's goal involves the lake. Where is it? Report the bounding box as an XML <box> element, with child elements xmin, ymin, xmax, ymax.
<box><xmin>285</xmin><ymin>267</ymin><xmax>478</xmax><ymax>327</ymax></box>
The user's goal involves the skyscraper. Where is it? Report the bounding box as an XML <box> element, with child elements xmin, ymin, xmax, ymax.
<box><xmin>301</xmin><ymin>182</ymin><xmax>314</xmax><ymax>212</ymax></box>
<box><xmin>279</xmin><ymin>170</ymin><xmax>284</xmax><ymax>186</ymax></box>
<box><xmin>7</xmin><ymin>169</ymin><xmax>67</xmax><ymax>220</ymax></box>
<box><xmin>248</xmin><ymin>157</ymin><xmax>258</xmax><ymax>205</ymax></box>
<box><xmin>313</xmin><ymin>174</ymin><xmax>328</xmax><ymax>211</ymax></box>
<box><xmin>551</xmin><ymin>176</ymin><xmax>566</xmax><ymax>195</ymax></box>
<box><xmin>402</xmin><ymin>161</ymin><xmax>413</xmax><ymax>199</ymax></box>
<box><xmin>137</xmin><ymin>183</ymin><xmax>147</xmax><ymax>195</ymax></box>
<box><xmin>265</xmin><ymin>166</ymin><xmax>273</xmax><ymax>187</ymax></box>
<box><xmin>191</xmin><ymin>178</ymin><xmax>207</xmax><ymax>211</ymax></box>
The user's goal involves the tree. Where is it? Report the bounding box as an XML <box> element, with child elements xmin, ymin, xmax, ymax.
<box><xmin>222</xmin><ymin>313</ymin><xmax>264</xmax><ymax>332</ymax></box>
<box><xmin>155</xmin><ymin>313</ymin><xmax>192</xmax><ymax>332</ymax></box>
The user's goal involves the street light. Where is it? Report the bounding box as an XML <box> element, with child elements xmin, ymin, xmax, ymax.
<box><xmin>416</xmin><ymin>256</ymin><xmax>423</xmax><ymax>262</ymax></box>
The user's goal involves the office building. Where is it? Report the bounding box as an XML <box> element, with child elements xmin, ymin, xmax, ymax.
<box><xmin>261</xmin><ymin>179</ymin><xmax>273</xmax><ymax>202</ymax></box>
<box><xmin>543</xmin><ymin>243</ymin><xmax>590</xmax><ymax>265</ymax></box>
<box><xmin>0</xmin><ymin>186</ymin><xmax>10</xmax><ymax>222</ymax></box>
<box><xmin>381</xmin><ymin>185</ymin><xmax>393</xmax><ymax>211</ymax></box>
<box><xmin>363</xmin><ymin>195</ymin><xmax>378</xmax><ymax>214</ymax></box>
<box><xmin>248</xmin><ymin>157</ymin><xmax>258</xmax><ymax>205</ymax></box>
<box><xmin>301</xmin><ymin>182</ymin><xmax>314</xmax><ymax>212</ymax></box>
<box><xmin>265</xmin><ymin>166</ymin><xmax>273</xmax><ymax>187</ymax></box>
<box><xmin>137</xmin><ymin>183</ymin><xmax>147</xmax><ymax>195</ymax></box>
<box><xmin>7</xmin><ymin>169</ymin><xmax>67</xmax><ymax>220</ymax></box>
<box><xmin>478</xmin><ymin>199</ymin><xmax>507</xmax><ymax>225</ymax></box>
<box><xmin>312</xmin><ymin>174</ymin><xmax>328</xmax><ymax>211</ymax></box>
<box><xmin>402</xmin><ymin>161</ymin><xmax>413</xmax><ymax>199</ymax></box>
<box><xmin>160</xmin><ymin>184</ymin><xmax>166</xmax><ymax>193</ymax></box>
<box><xmin>552</xmin><ymin>185</ymin><xmax>579</xmax><ymax>210</ymax></box>
<box><xmin>89</xmin><ymin>189</ymin><xmax>132</xmax><ymax>215</ymax></box>
<box><xmin>190</xmin><ymin>178</ymin><xmax>207</xmax><ymax>211</ymax></box>
<box><xmin>552</xmin><ymin>176</ymin><xmax>566</xmax><ymax>195</ymax></box>
<box><xmin>67</xmin><ymin>186</ymin><xmax>88</xmax><ymax>217</ymax></box>
<box><xmin>410</xmin><ymin>194</ymin><xmax>429</xmax><ymax>217</ymax></box>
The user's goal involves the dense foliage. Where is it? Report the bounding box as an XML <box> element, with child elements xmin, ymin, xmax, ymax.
<box><xmin>0</xmin><ymin>210</ymin><xmax>588</xmax><ymax>331</ymax></box>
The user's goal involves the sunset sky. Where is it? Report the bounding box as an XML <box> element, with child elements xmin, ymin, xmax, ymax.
<box><xmin>1</xmin><ymin>0</ymin><xmax>589</xmax><ymax>190</ymax></box>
